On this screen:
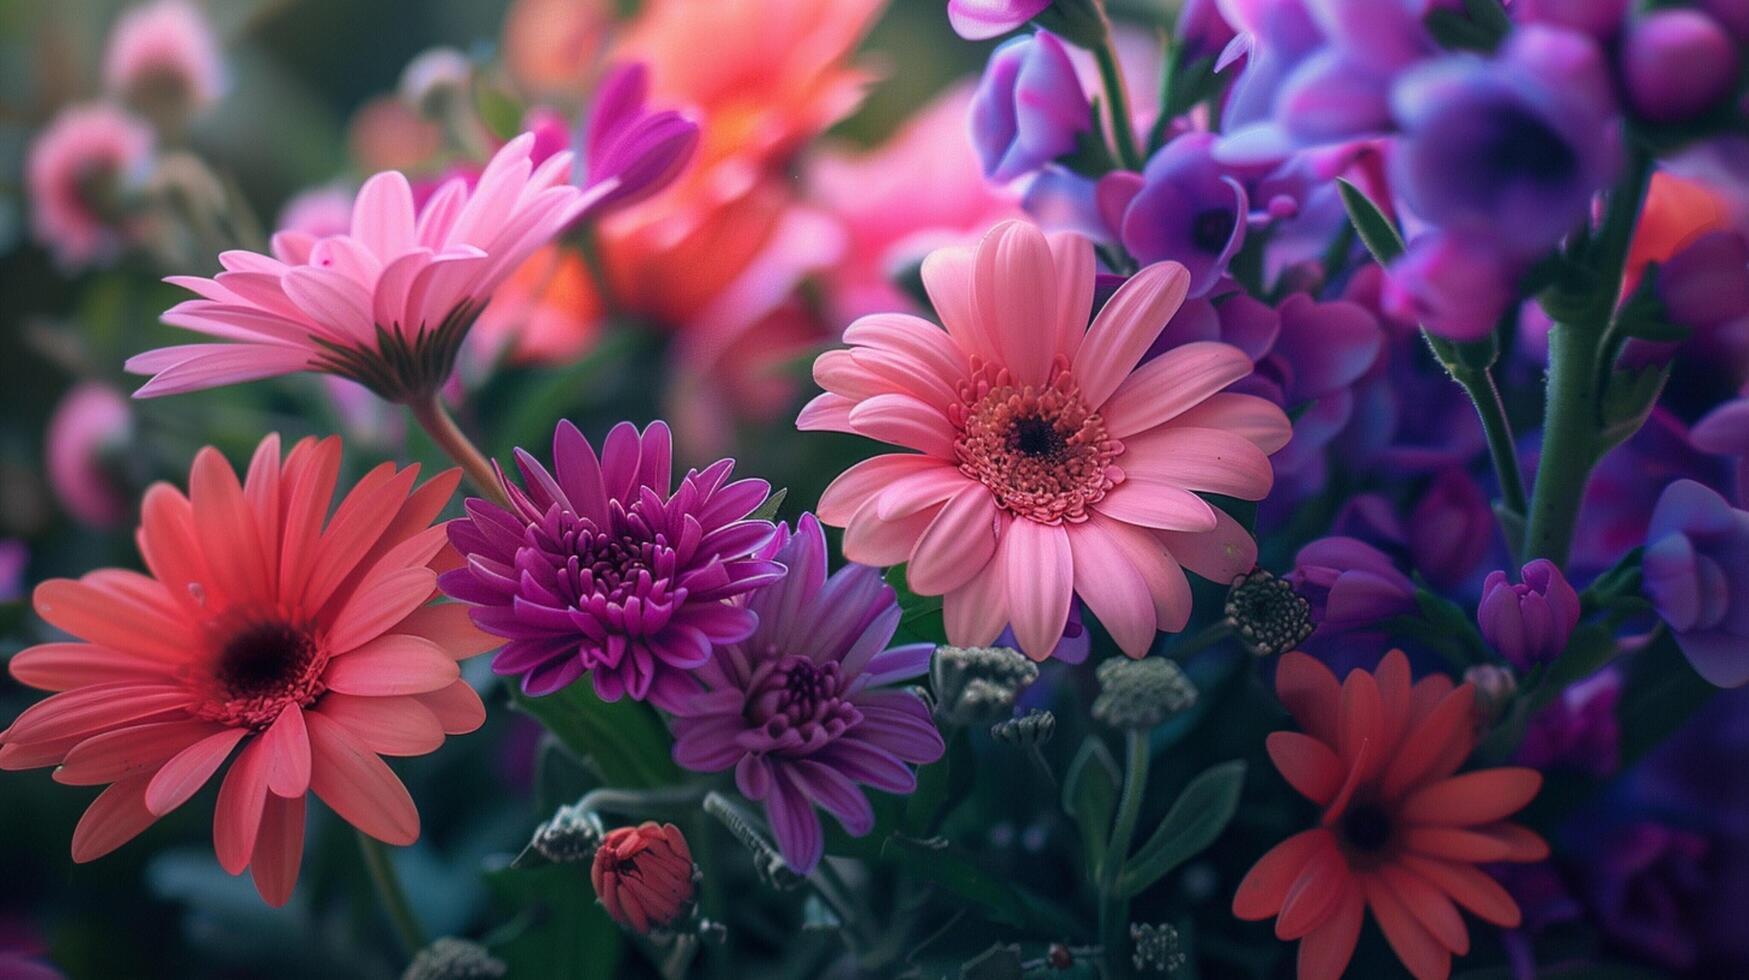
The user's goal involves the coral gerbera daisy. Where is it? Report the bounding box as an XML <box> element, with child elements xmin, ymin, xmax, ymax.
<box><xmin>800</xmin><ymin>219</ymin><xmax>1291</xmax><ymax>660</ymax></box>
<box><xmin>668</xmin><ymin>514</ymin><xmax>944</xmax><ymax>872</ymax></box>
<box><xmin>1233</xmin><ymin>650</ymin><xmax>1547</xmax><ymax>980</ymax></box>
<box><xmin>440</xmin><ymin>419</ymin><xmax>783</xmax><ymax>709</ymax></box>
<box><xmin>126</xmin><ymin>133</ymin><xmax>612</xmax><ymax>402</ymax></box>
<box><xmin>0</xmin><ymin>435</ymin><xmax>494</xmax><ymax>906</ymax></box>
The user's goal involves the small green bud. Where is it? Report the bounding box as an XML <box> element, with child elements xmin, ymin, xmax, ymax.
<box><xmin>1130</xmin><ymin>922</ymin><xmax>1186</xmax><ymax>974</ymax></box>
<box><xmin>931</xmin><ymin>645</ymin><xmax>1039</xmax><ymax>726</ymax></box>
<box><xmin>402</xmin><ymin>938</ymin><xmax>507</xmax><ymax>980</ymax></box>
<box><xmin>1093</xmin><ymin>657</ymin><xmax>1197</xmax><ymax>729</ymax></box>
<box><xmin>1224</xmin><ymin>568</ymin><xmax>1314</xmax><ymax>658</ymax></box>
<box><xmin>990</xmin><ymin>708</ymin><xmax>1056</xmax><ymax>748</ymax></box>
<box><xmin>530</xmin><ymin>801</ymin><xmax>601</xmax><ymax>864</ymax></box>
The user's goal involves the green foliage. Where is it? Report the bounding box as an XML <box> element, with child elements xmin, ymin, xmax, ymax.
<box><xmin>1064</xmin><ymin>736</ymin><xmax>1121</xmax><ymax>871</ymax></box>
<box><xmin>483</xmin><ymin>865</ymin><xmax>624</xmax><ymax>980</ymax></box>
<box><xmin>879</xmin><ymin>834</ymin><xmax>1080</xmax><ymax>935</ymax></box>
<box><xmin>1118</xmin><ymin>761</ymin><xmax>1246</xmax><ymax>898</ymax></box>
<box><xmin>509</xmin><ymin>686</ymin><xmax>679</xmax><ymax>789</ymax></box>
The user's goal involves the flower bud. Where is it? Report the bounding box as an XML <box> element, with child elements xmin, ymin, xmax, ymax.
<box><xmin>529</xmin><ymin>801</ymin><xmax>601</xmax><ymax>864</ymax></box>
<box><xmin>1409</xmin><ymin>469</ymin><xmax>1493</xmax><ymax>590</ymax></box>
<box><xmin>1093</xmin><ymin>658</ymin><xmax>1197</xmax><ymax>729</ymax></box>
<box><xmin>401</xmin><ymin>938</ymin><xmax>507</xmax><ymax>980</ymax></box>
<box><xmin>1383</xmin><ymin>233</ymin><xmax>1515</xmax><ymax>343</ymax></box>
<box><xmin>591</xmin><ymin>822</ymin><xmax>697</xmax><ymax>935</ymax></box>
<box><xmin>1643</xmin><ymin>480</ymin><xmax>1749</xmax><ymax>687</ymax></box>
<box><xmin>1657</xmin><ymin>231</ymin><xmax>1749</xmax><ymax>331</ymax></box>
<box><xmin>1477</xmin><ymin>560</ymin><xmax>1582</xmax><ymax>670</ymax></box>
<box><xmin>990</xmin><ymin>708</ymin><xmax>1056</xmax><ymax>747</ymax></box>
<box><xmin>970</xmin><ymin>31</ymin><xmax>1091</xmax><ymax>182</ymax></box>
<box><xmin>1288</xmin><ymin>537</ymin><xmax>1416</xmax><ymax>634</ymax></box>
<box><xmin>931</xmin><ymin>645</ymin><xmax>1039</xmax><ymax>726</ymax></box>
<box><xmin>947</xmin><ymin>0</ymin><xmax>1051</xmax><ymax>40</ymax></box>
<box><xmin>1463</xmin><ymin>664</ymin><xmax>1518</xmax><ymax>727</ymax></box>
<box><xmin>103</xmin><ymin>0</ymin><xmax>225</xmax><ymax>130</ymax></box>
<box><xmin>399</xmin><ymin>47</ymin><xmax>474</xmax><ymax>120</ymax></box>
<box><xmin>1225</xmin><ymin>569</ymin><xmax>1314</xmax><ymax>657</ymax></box>
<box><xmin>46</xmin><ymin>383</ymin><xmax>134</xmax><ymax>528</ymax></box>
<box><xmin>1622</xmin><ymin>11</ymin><xmax>1740</xmax><ymax>124</ymax></box>
<box><xmin>1130</xmin><ymin>922</ymin><xmax>1186</xmax><ymax>974</ymax></box>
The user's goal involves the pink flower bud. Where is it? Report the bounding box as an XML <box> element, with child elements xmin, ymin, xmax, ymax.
<box><xmin>1622</xmin><ymin>11</ymin><xmax>1740</xmax><ymax>123</ymax></box>
<box><xmin>591</xmin><ymin>822</ymin><xmax>696</xmax><ymax>934</ymax></box>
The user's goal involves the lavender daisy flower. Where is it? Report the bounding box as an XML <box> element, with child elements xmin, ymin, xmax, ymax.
<box><xmin>669</xmin><ymin>514</ymin><xmax>945</xmax><ymax>872</ymax></box>
<box><xmin>441</xmin><ymin>419</ymin><xmax>784</xmax><ymax>708</ymax></box>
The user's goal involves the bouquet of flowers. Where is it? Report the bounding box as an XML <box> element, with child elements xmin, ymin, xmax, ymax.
<box><xmin>3</xmin><ymin>0</ymin><xmax>1748</xmax><ymax>977</ymax></box>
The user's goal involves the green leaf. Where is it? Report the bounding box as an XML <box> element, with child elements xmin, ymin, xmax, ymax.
<box><xmin>511</xmin><ymin>685</ymin><xmax>679</xmax><ymax>789</ymax></box>
<box><xmin>1337</xmin><ymin>178</ymin><xmax>1407</xmax><ymax>265</ymax></box>
<box><xmin>473</xmin><ymin>82</ymin><xmax>526</xmax><ymax>143</ymax></box>
<box><xmin>1424</xmin><ymin>9</ymin><xmax>1498</xmax><ymax>51</ymax></box>
<box><xmin>1461</xmin><ymin>0</ymin><xmax>1511</xmax><ymax>37</ymax></box>
<box><xmin>961</xmin><ymin>943</ymin><xmax>1025</xmax><ymax>980</ymax></box>
<box><xmin>1412</xmin><ymin>586</ymin><xmax>1490</xmax><ymax>664</ymax></box>
<box><xmin>885</xmin><ymin>564</ymin><xmax>946</xmax><ymax>646</ymax></box>
<box><xmin>1525</xmin><ymin>622</ymin><xmax>1622</xmax><ymax>712</ymax></box>
<box><xmin>1597</xmin><ymin>364</ymin><xmax>1670</xmax><ymax>454</ymax></box>
<box><xmin>905</xmin><ymin>726</ymin><xmax>974</xmax><ymax>836</ymax></box>
<box><xmin>1118</xmin><ymin>760</ymin><xmax>1247</xmax><ymax>898</ymax></box>
<box><xmin>1064</xmin><ymin>736</ymin><xmax>1121</xmax><ymax>871</ymax></box>
<box><xmin>1617</xmin><ymin>630</ymin><xmax>1717</xmax><ymax>766</ymax></box>
<box><xmin>749</xmin><ymin>487</ymin><xmax>787</xmax><ymax>522</ymax></box>
<box><xmin>483</xmin><ymin>864</ymin><xmax>623</xmax><ymax>980</ymax></box>
<box><xmin>880</xmin><ymin>835</ymin><xmax>1080</xmax><ymax>934</ymax></box>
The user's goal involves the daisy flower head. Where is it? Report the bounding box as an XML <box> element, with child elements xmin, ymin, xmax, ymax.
<box><xmin>1234</xmin><ymin>650</ymin><xmax>1547</xmax><ymax>980</ymax></box>
<box><xmin>801</xmin><ymin>219</ymin><xmax>1291</xmax><ymax>660</ymax></box>
<box><xmin>669</xmin><ymin>514</ymin><xmax>944</xmax><ymax>872</ymax></box>
<box><xmin>127</xmin><ymin>133</ymin><xmax>616</xmax><ymax>403</ymax></box>
<box><xmin>0</xmin><ymin>435</ymin><xmax>494</xmax><ymax>906</ymax></box>
<box><xmin>26</xmin><ymin>102</ymin><xmax>154</xmax><ymax>269</ymax></box>
<box><xmin>440</xmin><ymin>419</ymin><xmax>783</xmax><ymax>710</ymax></box>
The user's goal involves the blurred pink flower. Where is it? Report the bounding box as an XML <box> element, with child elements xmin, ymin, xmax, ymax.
<box><xmin>802</xmin><ymin>220</ymin><xmax>1288</xmax><ymax>659</ymax></box>
<box><xmin>809</xmin><ymin>83</ymin><xmax>1023</xmax><ymax>325</ymax></box>
<box><xmin>102</xmin><ymin>0</ymin><xmax>225</xmax><ymax>124</ymax></box>
<box><xmin>128</xmin><ymin>133</ymin><xmax>614</xmax><ymax>402</ymax></box>
<box><xmin>45</xmin><ymin>383</ymin><xmax>132</xmax><ymax>528</ymax></box>
<box><xmin>276</xmin><ymin>184</ymin><xmax>354</xmax><ymax>239</ymax></box>
<box><xmin>25</xmin><ymin>103</ymin><xmax>153</xmax><ymax>268</ymax></box>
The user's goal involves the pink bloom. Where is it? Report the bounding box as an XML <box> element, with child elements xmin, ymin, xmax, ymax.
<box><xmin>800</xmin><ymin>220</ymin><xmax>1290</xmax><ymax>660</ymax></box>
<box><xmin>592</xmin><ymin>822</ymin><xmax>696</xmax><ymax>933</ymax></box>
<box><xmin>26</xmin><ymin>103</ymin><xmax>153</xmax><ymax>268</ymax></box>
<box><xmin>127</xmin><ymin>134</ymin><xmax>615</xmax><ymax>402</ymax></box>
<box><xmin>809</xmin><ymin>83</ymin><xmax>1023</xmax><ymax>325</ymax></box>
<box><xmin>276</xmin><ymin>184</ymin><xmax>355</xmax><ymax>239</ymax></box>
<box><xmin>45</xmin><ymin>382</ymin><xmax>133</xmax><ymax>528</ymax></box>
<box><xmin>0</xmin><ymin>435</ymin><xmax>495</xmax><ymax>906</ymax></box>
<box><xmin>102</xmin><ymin>0</ymin><xmax>225</xmax><ymax>123</ymax></box>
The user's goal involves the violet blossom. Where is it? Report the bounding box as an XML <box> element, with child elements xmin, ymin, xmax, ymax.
<box><xmin>1643</xmin><ymin>478</ymin><xmax>1749</xmax><ymax>687</ymax></box>
<box><xmin>971</xmin><ymin>30</ymin><xmax>1091</xmax><ymax>182</ymax></box>
<box><xmin>1478</xmin><ymin>559</ymin><xmax>1582</xmax><ymax>671</ymax></box>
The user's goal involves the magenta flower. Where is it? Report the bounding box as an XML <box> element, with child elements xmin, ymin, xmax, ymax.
<box><xmin>26</xmin><ymin>103</ymin><xmax>153</xmax><ymax>269</ymax></box>
<box><xmin>1622</xmin><ymin>10</ymin><xmax>1740</xmax><ymax>124</ymax></box>
<box><xmin>669</xmin><ymin>515</ymin><xmax>944</xmax><ymax>872</ymax></box>
<box><xmin>1383</xmin><ymin>230</ymin><xmax>1517</xmax><ymax>342</ymax></box>
<box><xmin>1479</xmin><ymin>559</ymin><xmax>1582</xmax><ymax>671</ymax></box>
<box><xmin>440</xmin><ymin>419</ymin><xmax>783</xmax><ymax>708</ymax></box>
<box><xmin>45</xmin><ymin>382</ymin><xmax>133</xmax><ymax>528</ymax></box>
<box><xmin>578</xmin><ymin>62</ymin><xmax>699</xmax><ymax>215</ymax></box>
<box><xmin>948</xmin><ymin>0</ymin><xmax>1051</xmax><ymax>40</ymax></box>
<box><xmin>1288</xmin><ymin>535</ymin><xmax>1415</xmax><ymax>635</ymax></box>
<box><xmin>127</xmin><ymin>133</ymin><xmax>614</xmax><ymax>402</ymax></box>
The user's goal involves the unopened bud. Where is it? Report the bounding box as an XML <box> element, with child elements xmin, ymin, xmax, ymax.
<box><xmin>1225</xmin><ymin>569</ymin><xmax>1314</xmax><ymax>658</ymax></box>
<box><xmin>400</xmin><ymin>47</ymin><xmax>474</xmax><ymax>120</ymax></box>
<box><xmin>990</xmin><ymin>708</ymin><xmax>1056</xmax><ymax>747</ymax></box>
<box><xmin>1094</xmin><ymin>658</ymin><xmax>1196</xmax><ymax>729</ymax></box>
<box><xmin>1464</xmin><ymin>664</ymin><xmax>1518</xmax><ymax>727</ymax></box>
<box><xmin>401</xmin><ymin>938</ymin><xmax>507</xmax><ymax>980</ymax></box>
<box><xmin>530</xmin><ymin>801</ymin><xmax>601</xmax><ymax>864</ymax></box>
<box><xmin>1130</xmin><ymin>922</ymin><xmax>1186</xmax><ymax>974</ymax></box>
<box><xmin>931</xmin><ymin>645</ymin><xmax>1039</xmax><ymax>726</ymax></box>
<box><xmin>592</xmin><ymin>822</ymin><xmax>698</xmax><ymax>935</ymax></box>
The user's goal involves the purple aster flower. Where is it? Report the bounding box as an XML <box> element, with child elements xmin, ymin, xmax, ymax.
<box><xmin>1643</xmin><ymin>478</ymin><xmax>1749</xmax><ymax>687</ymax></box>
<box><xmin>1099</xmin><ymin>132</ymin><xmax>1249</xmax><ymax>297</ymax></box>
<box><xmin>1408</xmin><ymin>467</ymin><xmax>1494</xmax><ymax>589</ymax></box>
<box><xmin>1693</xmin><ymin>395</ymin><xmax>1749</xmax><ymax>506</ymax></box>
<box><xmin>441</xmin><ymin>419</ymin><xmax>784</xmax><ymax>708</ymax></box>
<box><xmin>1518</xmin><ymin>668</ymin><xmax>1621</xmax><ymax>776</ymax></box>
<box><xmin>1621</xmin><ymin>11</ymin><xmax>1741</xmax><ymax>124</ymax></box>
<box><xmin>577</xmin><ymin>62</ymin><xmax>699</xmax><ymax>215</ymax></box>
<box><xmin>1479</xmin><ymin>558</ymin><xmax>1582</xmax><ymax>670</ymax></box>
<box><xmin>1288</xmin><ymin>535</ymin><xmax>1416</xmax><ymax>635</ymax></box>
<box><xmin>1390</xmin><ymin>25</ymin><xmax>1620</xmax><ymax>258</ymax></box>
<box><xmin>948</xmin><ymin>0</ymin><xmax>1051</xmax><ymax>40</ymax></box>
<box><xmin>971</xmin><ymin>31</ymin><xmax>1091</xmax><ymax>183</ymax></box>
<box><xmin>669</xmin><ymin>515</ymin><xmax>945</xmax><ymax>872</ymax></box>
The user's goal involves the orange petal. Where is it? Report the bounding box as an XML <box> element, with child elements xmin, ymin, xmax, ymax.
<box><xmin>1375</xmin><ymin>649</ymin><xmax>1413</xmax><ymax>751</ymax></box>
<box><xmin>1361</xmin><ymin>872</ymin><xmax>1452</xmax><ymax>980</ymax></box>
<box><xmin>1401</xmin><ymin>826</ymin><xmax>1513</xmax><ymax>863</ymax></box>
<box><xmin>1399</xmin><ymin>768</ymin><xmax>1542</xmax><ymax>826</ymax></box>
<box><xmin>1380</xmin><ymin>685</ymin><xmax>1476</xmax><ymax>798</ymax></box>
<box><xmin>1267</xmin><ymin>731</ymin><xmax>1344</xmax><ymax>805</ymax></box>
<box><xmin>1277</xmin><ymin>839</ymin><xmax>1351</xmax><ymax>940</ymax></box>
<box><xmin>1297</xmin><ymin>879</ymin><xmax>1365</xmax><ymax>980</ymax></box>
<box><xmin>1233</xmin><ymin>828</ymin><xmax>1332</xmax><ymax>920</ymax></box>
<box><xmin>1396</xmin><ymin>853</ymin><xmax>1523</xmax><ymax>928</ymax></box>
<box><xmin>1338</xmin><ymin>669</ymin><xmax>1384</xmax><ymax>778</ymax></box>
<box><xmin>1276</xmin><ymin>652</ymin><xmax>1341</xmax><ymax>745</ymax></box>
<box><xmin>1378</xmin><ymin>862</ymin><xmax>1470</xmax><ymax>954</ymax></box>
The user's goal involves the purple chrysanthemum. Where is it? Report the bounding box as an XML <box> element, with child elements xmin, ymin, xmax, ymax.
<box><xmin>440</xmin><ymin>419</ymin><xmax>783</xmax><ymax>708</ymax></box>
<box><xmin>668</xmin><ymin>514</ymin><xmax>945</xmax><ymax>872</ymax></box>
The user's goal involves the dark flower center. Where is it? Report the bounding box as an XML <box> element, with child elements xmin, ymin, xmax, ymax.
<box><xmin>197</xmin><ymin>616</ymin><xmax>328</xmax><ymax>729</ymax></box>
<box><xmin>745</xmin><ymin>655</ymin><xmax>860</xmax><ymax>750</ymax></box>
<box><xmin>1341</xmin><ymin>802</ymin><xmax>1394</xmax><ymax>853</ymax></box>
<box><xmin>1014</xmin><ymin>415</ymin><xmax>1064</xmax><ymax>458</ymax></box>
<box><xmin>1192</xmin><ymin>207</ymin><xmax>1236</xmax><ymax>253</ymax></box>
<box><xmin>1485</xmin><ymin>107</ymin><xmax>1577</xmax><ymax>184</ymax></box>
<box><xmin>217</xmin><ymin>621</ymin><xmax>316</xmax><ymax>698</ymax></box>
<box><xmin>951</xmin><ymin>363</ymin><xmax>1120</xmax><ymax>525</ymax></box>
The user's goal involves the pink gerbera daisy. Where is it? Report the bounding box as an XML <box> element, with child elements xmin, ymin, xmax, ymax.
<box><xmin>126</xmin><ymin>133</ymin><xmax>614</xmax><ymax>402</ymax></box>
<box><xmin>799</xmin><ymin>219</ymin><xmax>1291</xmax><ymax>660</ymax></box>
<box><xmin>0</xmin><ymin>435</ymin><xmax>496</xmax><ymax>906</ymax></box>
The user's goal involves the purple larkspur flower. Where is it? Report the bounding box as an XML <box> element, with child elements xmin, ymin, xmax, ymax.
<box><xmin>971</xmin><ymin>31</ymin><xmax>1091</xmax><ymax>183</ymax></box>
<box><xmin>1098</xmin><ymin>132</ymin><xmax>1248</xmax><ymax>297</ymax></box>
<box><xmin>1643</xmin><ymin>478</ymin><xmax>1749</xmax><ymax>688</ymax></box>
<box><xmin>441</xmin><ymin>419</ymin><xmax>783</xmax><ymax>707</ymax></box>
<box><xmin>577</xmin><ymin>62</ymin><xmax>699</xmax><ymax>215</ymax></box>
<box><xmin>1518</xmin><ymin>668</ymin><xmax>1621</xmax><ymax>776</ymax></box>
<box><xmin>1383</xmin><ymin>230</ymin><xmax>1517</xmax><ymax>342</ymax></box>
<box><xmin>1479</xmin><ymin>559</ymin><xmax>1582</xmax><ymax>670</ymax></box>
<box><xmin>1514</xmin><ymin>0</ymin><xmax>1629</xmax><ymax>39</ymax></box>
<box><xmin>1567</xmin><ymin>408</ymin><xmax>1728</xmax><ymax>576</ymax></box>
<box><xmin>1390</xmin><ymin>25</ymin><xmax>1620</xmax><ymax>258</ymax></box>
<box><xmin>947</xmin><ymin>0</ymin><xmax>1051</xmax><ymax>40</ymax></box>
<box><xmin>668</xmin><ymin>515</ymin><xmax>944</xmax><ymax>872</ymax></box>
<box><xmin>1693</xmin><ymin>395</ymin><xmax>1749</xmax><ymax>506</ymax></box>
<box><xmin>1621</xmin><ymin>11</ymin><xmax>1741</xmax><ymax>124</ymax></box>
<box><xmin>1408</xmin><ymin>467</ymin><xmax>1494</xmax><ymax>589</ymax></box>
<box><xmin>1288</xmin><ymin>535</ymin><xmax>1415</xmax><ymax>634</ymax></box>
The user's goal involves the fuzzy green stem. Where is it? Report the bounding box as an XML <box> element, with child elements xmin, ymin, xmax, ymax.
<box><xmin>1099</xmin><ymin>729</ymin><xmax>1150</xmax><ymax>980</ymax></box>
<box><xmin>356</xmin><ymin>830</ymin><xmax>428</xmax><ymax>958</ymax></box>
<box><xmin>1093</xmin><ymin>33</ymin><xmax>1145</xmax><ymax>172</ymax></box>
<box><xmin>408</xmin><ymin>392</ymin><xmax>507</xmax><ymax>507</ymax></box>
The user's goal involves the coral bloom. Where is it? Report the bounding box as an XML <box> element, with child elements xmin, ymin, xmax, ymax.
<box><xmin>127</xmin><ymin>133</ymin><xmax>612</xmax><ymax>402</ymax></box>
<box><xmin>440</xmin><ymin>419</ymin><xmax>783</xmax><ymax>708</ymax></box>
<box><xmin>669</xmin><ymin>516</ymin><xmax>944</xmax><ymax>872</ymax></box>
<box><xmin>1234</xmin><ymin>651</ymin><xmax>1547</xmax><ymax>980</ymax></box>
<box><xmin>801</xmin><ymin>220</ymin><xmax>1289</xmax><ymax>660</ymax></box>
<box><xmin>592</xmin><ymin>822</ymin><xmax>696</xmax><ymax>934</ymax></box>
<box><xmin>102</xmin><ymin>0</ymin><xmax>225</xmax><ymax>125</ymax></box>
<box><xmin>0</xmin><ymin>435</ymin><xmax>493</xmax><ymax>906</ymax></box>
<box><xmin>26</xmin><ymin>102</ymin><xmax>153</xmax><ymax>269</ymax></box>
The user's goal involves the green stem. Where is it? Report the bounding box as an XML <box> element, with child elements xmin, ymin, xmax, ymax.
<box><xmin>356</xmin><ymin>830</ymin><xmax>428</xmax><ymax>958</ymax></box>
<box><xmin>1452</xmin><ymin>365</ymin><xmax>1529</xmax><ymax>522</ymax></box>
<box><xmin>1093</xmin><ymin>32</ymin><xmax>1145</xmax><ymax>172</ymax></box>
<box><xmin>1168</xmin><ymin>620</ymin><xmax>1233</xmax><ymax>661</ymax></box>
<box><xmin>408</xmin><ymin>392</ymin><xmax>507</xmax><ymax>507</ymax></box>
<box><xmin>1523</xmin><ymin>147</ymin><xmax>1653</xmax><ymax>565</ymax></box>
<box><xmin>1099</xmin><ymin>729</ymin><xmax>1150</xmax><ymax>980</ymax></box>
<box><xmin>574</xmin><ymin>784</ymin><xmax>708</xmax><ymax>819</ymax></box>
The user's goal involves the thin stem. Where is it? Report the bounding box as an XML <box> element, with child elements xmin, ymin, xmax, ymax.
<box><xmin>408</xmin><ymin>392</ymin><xmax>507</xmax><ymax>507</ymax></box>
<box><xmin>575</xmin><ymin>784</ymin><xmax>709</xmax><ymax>819</ymax></box>
<box><xmin>1093</xmin><ymin>32</ymin><xmax>1145</xmax><ymax>172</ymax></box>
<box><xmin>356</xmin><ymin>830</ymin><xmax>428</xmax><ymax>958</ymax></box>
<box><xmin>1168</xmin><ymin>620</ymin><xmax>1233</xmax><ymax>661</ymax></box>
<box><xmin>1099</xmin><ymin>729</ymin><xmax>1151</xmax><ymax>980</ymax></box>
<box><xmin>1452</xmin><ymin>365</ymin><xmax>1529</xmax><ymax>521</ymax></box>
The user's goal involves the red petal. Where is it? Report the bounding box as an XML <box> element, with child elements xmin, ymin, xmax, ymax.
<box><xmin>1275</xmin><ymin>652</ymin><xmax>1341</xmax><ymax>745</ymax></box>
<box><xmin>1396</xmin><ymin>854</ymin><xmax>1523</xmax><ymax>928</ymax></box>
<box><xmin>261</xmin><ymin>705</ymin><xmax>312</xmax><ymax>798</ymax></box>
<box><xmin>250</xmin><ymin>793</ymin><xmax>307</xmax><ymax>908</ymax></box>
<box><xmin>1233</xmin><ymin>828</ymin><xmax>1332</xmax><ymax>920</ymax></box>
<box><xmin>1378</xmin><ymin>862</ymin><xmax>1470</xmax><ymax>954</ymax></box>
<box><xmin>306</xmin><ymin>710</ymin><xmax>419</xmax><ymax>845</ymax></box>
<box><xmin>1399</xmin><ymin>769</ymin><xmax>1542</xmax><ymax>826</ymax></box>
<box><xmin>1267</xmin><ymin>731</ymin><xmax>1344</xmax><ymax>806</ymax></box>
<box><xmin>70</xmin><ymin>775</ymin><xmax>158</xmax><ymax>862</ymax></box>
<box><xmin>1360</xmin><ymin>872</ymin><xmax>1452</xmax><ymax>980</ymax></box>
<box><xmin>1277</xmin><ymin>839</ymin><xmax>1351</xmax><ymax>940</ymax></box>
<box><xmin>1380</xmin><ymin>685</ymin><xmax>1477</xmax><ymax>799</ymax></box>
<box><xmin>145</xmin><ymin>727</ymin><xmax>248</xmax><ymax>816</ymax></box>
<box><xmin>1297</xmin><ymin>880</ymin><xmax>1364</xmax><ymax>980</ymax></box>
